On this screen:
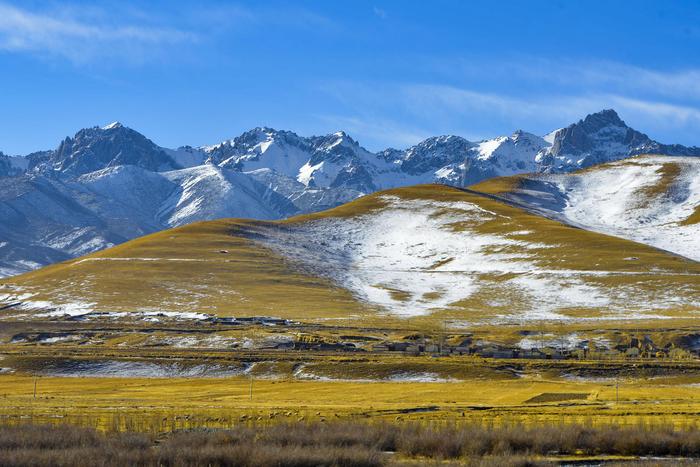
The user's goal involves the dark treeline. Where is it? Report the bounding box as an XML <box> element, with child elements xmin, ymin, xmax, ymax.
<box><xmin>1</xmin><ymin>422</ymin><xmax>700</xmax><ymax>466</ymax></box>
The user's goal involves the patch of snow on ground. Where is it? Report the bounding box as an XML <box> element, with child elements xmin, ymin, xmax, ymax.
<box><xmin>145</xmin><ymin>335</ymin><xmax>238</xmax><ymax>348</ymax></box>
<box><xmin>38</xmin><ymin>335</ymin><xmax>82</xmax><ymax>344</ymax></box>
<box><xmin>258</xmin><ymin>196</ymin><xmax>624</xmax><ymax>318</ymax></box>
<box><xmin>0</xmin><ymin>287</ymin><xmax>214</xmax><ymax>322</ymax></box>
<box><xmin>518</xmin><ymin>333</ymin><xmax>611</xmax><ymax>351</ymax></box>
<box><xmin>41</xmin><ymin>360</ymin><xmax>250</xmax><ymax>378</ymax></box>
<box><xmin>33</xmin><ymin>301</ymin><xmax>95</xmax><ymax>317</ymax></box>
<box><xmin>536</xmin><ymin>156</ymin><xmax>700</xmax><ymax>261</ymax></box>
<box><xmin>292</xmin><ymin>364</ymin><xmax>456</xmax><ymax>382</ymax></box>
<box><xmin>93</xmin><ymin>311</ymin><xmax>212</xmax><ymax>322</ymax></box>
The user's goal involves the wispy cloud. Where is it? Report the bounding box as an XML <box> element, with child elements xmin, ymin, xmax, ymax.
<box><xmin>0</xmin><ymin>2</ymin><xmax>196</xmax><ymax>64</ymax></box>
<box><xmin>399</xmin><ymin>84</ymin><xmax>700</xmax><ymax>130</ymax></box>
<box><xmin>524</xmin><ymin>60</ymin><xmax>700</xmax><ymax>102</ymax></box>
<box><xmin>440</xmin><ymin>57</ymin><xmax>700</xmax><ymax>103</ymax></box>
<box><xmin>189</xmin><ymin>3</ymin><xmax>336</xmax><ymax>33</ymax></box>
<box><xmin>319</xmin><ymin>78</ymin><xmax>700</xmax><ymax>148</ymax></box>
<box><xmin>373</xmin><ymin>7</ymin><xmax>387</xmax><ymax>19</ymax></box>
<box><xmin>316</xmin><ymin>114</ymin><xmax>431</xmax><ymax>150</ymax></box>
<box><xmin>607</xmin><ymin>95</ymin><xmax>700</xmax><ymax>127</ymax></box>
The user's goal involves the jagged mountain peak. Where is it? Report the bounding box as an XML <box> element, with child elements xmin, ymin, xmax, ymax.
<box><xmin>26</xmin><ymin>122</ymin><xmax>180</xmax><ymax>177</ymax></box>
<box><xmin>309</xmin><ymin>130</ymin><xmax>364</xmax><ymax>154</ymax></box>
<box><xmin>510</xmin><ymin>129</ymin><xmax>543</xmax><ymax>142</ymax></box>
<box><xmin>205</xmin><ymin>127</ymin><xmax>307</xmax><ymax>156</ymax></box>
<box><xmin>582</xmin><ymin>108</ymin><xmax>624</xmax><ymax>126</ymax></box>
<box><xmin>537</xmin><ymin>109</ymin><xmax>672</xmax><ymax>171</ymax></box>
<box><xmin>417</xmin><ymin>134</ymin><xmax>472</xmax><ymax>146</ymax></box>
<box><xmin>101</xmin><ymin>121</ymin><xmax>124</xmax><ymax>130</ymax></box>
<box><xmin>405</xmin><ymin>134</ymin><xmax>474</xmax><ymax>159</ymax></box>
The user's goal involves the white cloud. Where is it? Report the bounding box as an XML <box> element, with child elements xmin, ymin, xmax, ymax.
<box><xmin>443</xmin><ymin>57</ymin><xmax>700</xmax><ymax>103</ymax></box>
<box><xmin>552</xmin><ymin>61</ymin><xmax>700</xmax><ymax>103</ymax></box>
<box><xmin>401</xmin><ymin>84</ymin><xmax>700</xmax><ymax>136</ymax></box>
<box><xmin>608</xmin><ymin>95</ymin><xmax>700</xmax><ymax>125</ymax></box>
<box><xmin>319</xmin><ymin>78</ymin><xmax>700</xmax><ymax>148</ymax></box>
<box><xmin>373</xmin><ymin>7</ymin><xmax>387</xmax><ymax>19</ymax></box>
<box><xmin>0</xmin><ymin>2</ymin><xmax>196</xmax><ymax>63</ymax></box>
<box><xmin>316</xmin><ymin>114</ymin><xmax>431</xmax><ymax>150</ymax></box>
<box><xmin>399</xmin><ymin>84</ymin><xmax>700</xmax><ymax>124</ymax></box>
<box><xmin>190</xmin><ymin>3</ymin><xmax>335</xmax><ymax>32</ymax></box>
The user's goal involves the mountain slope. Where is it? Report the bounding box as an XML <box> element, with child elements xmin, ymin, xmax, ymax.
<box><xmin>1</xmin><ymin>185</ymin><xmax>697</xmax><ymax>325</ymax></box>
<box><xmin>0</xmin><ymin>166</ymin><xmax>295</xmax><ymax>277</ymax></box>
<box><xmin>472</xmin><ymin>155</ymin><xmax>700</xmax><ymax>261</ymax></box>
<box><xmin>0</xmin><ymin>152</ymin><xmax>27</xmax><ymax>177</ymax></box>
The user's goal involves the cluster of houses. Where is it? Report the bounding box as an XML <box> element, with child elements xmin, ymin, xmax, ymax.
<box><xmin>367</xmin><ymin>335</ymin><xmax>696</xmax><ymax>360</ymax></box>
<box><xmin>202</xmin><ymin>317</ymin><xmax>697</xmax><ymax>360</ymax></box>
<box><xmin>369</xmin><ymin>339</ymin><xmax>559</xmax><ymax>359</ymax></box>
<box><xmin>209</xmin><ymin>316</ymin><xmax>292</xmax><ymax>326</ymax></box>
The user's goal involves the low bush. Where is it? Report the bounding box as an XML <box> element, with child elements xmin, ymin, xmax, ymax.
<box><xmin>0</xmin><ymin>421</ymin><xmax>698</xmax><ymax>466</ymax></box>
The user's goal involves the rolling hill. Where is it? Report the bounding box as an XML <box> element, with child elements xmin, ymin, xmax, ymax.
<box><xmin>471</xmin><ymin>155</ymin><xmax>700</xmax><ymax>261</ymax></box>
<box><xmin>1</xmin><ymin>184</ymin><xmax>697</xmax><ymax>327</ymax></box>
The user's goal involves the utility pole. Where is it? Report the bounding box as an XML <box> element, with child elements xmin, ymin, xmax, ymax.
<box><xmin>33</xmin><ymin>376</ymin><xmax>37</xmax><ymax>399</ymax></box>
<box><xmin>249</xmin><ymin>323</ymin><xmax>255</xmax><ymax>401</ymax></box>
<box><xmin>616</xmin><ymin>380</ymin><xmax>619</xmax><ymax>404</ymax></box>
<box><xmin>441</xmin><ymin>319</ymin><xmax>449</xmax><ymax>354</ymax></box>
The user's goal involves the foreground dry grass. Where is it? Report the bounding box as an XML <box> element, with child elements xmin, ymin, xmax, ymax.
<box><xmin>2</xmin><ymin>421</ymin><xmax>700</xmax><ymax>466</ymax></box>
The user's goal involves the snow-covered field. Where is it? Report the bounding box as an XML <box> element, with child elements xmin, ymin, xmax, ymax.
<box><xmin>292</xmin><ymin>364</ymin><xmax>457</xmax><ymax>383</ymax></box>
<box><xmin>517</xmin><ymin>333</ymin><xmax>611</xmax><ymax>351</ymax></box>
<box><xmin>496</xmin><ymin>156</ymin><xmax>700</xmax><ymax>261</ymax></box>
<box><xmin>40</xmin><ymin>360</ymin><xmax>251</xmax><ymax>378</ymax></box>
<box><xmin>257</xmin><ymin>195</ymin><xmax>698</xmax><ymax>320</ymax></box>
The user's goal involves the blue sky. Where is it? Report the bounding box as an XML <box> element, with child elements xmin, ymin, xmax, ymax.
<box><xmin>1</xmin><ymin>0</ymin><xmax>700</xmax><ymax>155</ymax></box>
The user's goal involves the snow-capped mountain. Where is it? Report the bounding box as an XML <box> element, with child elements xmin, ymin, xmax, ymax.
<box><xmin>209</xmin><ymin>128</ymin><xmax>391</xmax><ymax>193</ymax></box>
<box><xmin>0</xmin><ymin>109</ymin><xmax>698</xmax><ymax>277</ymax></box>
<box><xmin>536</xmin><ymin>109</ymin><xmax>700</xmax><ymax>171</ymax></box>
<box><xmin>26</xmin><ymin>122</ymin><xmax>182</xmax><ymax>177</ymax></box>
<box><xmin>0</xmin><ymin>166</ymin><xmax>294</xmax><ymax>277</ymax></box>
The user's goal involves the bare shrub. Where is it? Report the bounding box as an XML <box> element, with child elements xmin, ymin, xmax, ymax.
<box><xmin>1</xmin><ymin>421</ymin><xmax>700</xmax><ymax>466</ymax></box>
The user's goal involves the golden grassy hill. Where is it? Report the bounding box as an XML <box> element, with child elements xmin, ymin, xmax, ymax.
<box><xmin>1</xmin><ymin>183</ymin><xmax>698</xmax><ymax>328</ymax></box>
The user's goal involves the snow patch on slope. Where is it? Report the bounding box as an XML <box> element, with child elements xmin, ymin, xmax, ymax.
<box><xmin>503</xmin><ymin>156</ymin><xmax>700</xmax><ymax>261</ymax></box>
<box><xmin>256</xmin><ymin>196</ymin><xmax>632</xmax><ymax>318</ymax></box>
<box><xmin>161</xmin><ymin>165</ymin><xmax>294</xmax><ymax>225</ymax></box>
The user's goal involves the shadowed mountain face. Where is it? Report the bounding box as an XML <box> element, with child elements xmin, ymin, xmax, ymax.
<box><xmin>0</xmin><ymin>109</ymin><xmax>698</xmax><ymax>277</ymax></box>
<box><xmin>26</xmin><ymin>123</ymin><xmax>180</xmax><ymax>177</ymax></box>
<box><xmin>539</xmin><ymin>110</ymin><xmax>700</xmax><ymax>171</ymax></box>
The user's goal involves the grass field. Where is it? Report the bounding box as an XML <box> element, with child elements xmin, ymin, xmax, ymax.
<box><xmin>2</xmin><ymin>359</ymin><xmax>700</xmax><ymax>432</ymax></box>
